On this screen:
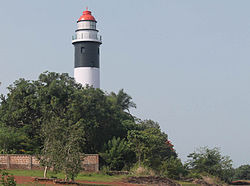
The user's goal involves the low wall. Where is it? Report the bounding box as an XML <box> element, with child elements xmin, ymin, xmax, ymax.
<box><xmin>0</xmin><ymin>154</ymin><xmax>99</xmax><ymax>172</ymax></box>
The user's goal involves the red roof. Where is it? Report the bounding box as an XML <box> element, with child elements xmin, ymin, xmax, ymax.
<box><xmin>78</xmin><ymin>8</ymin><xmax>96</xmax><ymax>21</ymax></box>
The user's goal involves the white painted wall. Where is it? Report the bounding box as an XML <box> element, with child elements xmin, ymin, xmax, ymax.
<box><xmin>73</xmin><ymin>29</ymin><xmax>101</xmax><ymax>43</ymax></box>
<box><xmin>77</xmin><ymin>21</ymin><xmax>96</xmax><ymax>30</ymax></box>
<box><xmin>74</xmin><ymin>67</ymin><xmax>100</xmax><ymax>88</ymax></box>
<box><xmin>77</xmin><ymin>30</ymin><xmax>98</xmax><ymax>40</ymax></box>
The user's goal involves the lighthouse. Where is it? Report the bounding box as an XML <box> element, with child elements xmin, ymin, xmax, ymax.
<box><xmin>72</xmin><ymin>8</ymin><xmax>102</xmax><ymax>88</ymax></box>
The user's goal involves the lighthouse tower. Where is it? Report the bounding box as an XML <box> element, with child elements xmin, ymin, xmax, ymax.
<box><xmin>72</xmin><ymin>8</ymin><xmax>102</xmax><ymax>88</ymax></box>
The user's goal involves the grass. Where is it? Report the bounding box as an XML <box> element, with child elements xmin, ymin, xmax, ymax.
<box><xmin>6</xmin><ymin>169</ymin><xmax>128</xmax><ymax>182</ymax></box>
<box><xmin>76</xmin><ymin>173</ymin><xmax>127</xmax><ymax>182</ymax></box>
<box><xmin>6</xmin><ymin>169</ymin><xmax>45</xmax><ymax>177</ymax></box>
<box><xmin>7</xmin><ymin>170</ymin><xmax>206</xmax><ymax>186</ymax></box>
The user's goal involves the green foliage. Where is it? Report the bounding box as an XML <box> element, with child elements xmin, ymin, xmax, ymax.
<box><xmin>100</xmin><ymin>137</ymin><xmax>135</xmax><ymax>171</ymax></box>
<box><xmin>0</xmin><ymin>72</ymin><xmax>142</xmax><ymax>177</ymax></box>
<box><xmin>139</xmin><ymin>119</ymin><xmax>160</xmax><ymax>130</ymax></box>
<box><xmin>0</xmin><ymin>170</ymin><xmax>16</xmax><ymax>186</ymax></box>
<box><xmin>127</xmin><ymin>125</ymin><xmax>177</xmax><ymax>171</ymax></box>
<box><xmin>130</xmin><ymin>163</ymin><xmax>155</xmax><ymax>176</ymax></box>
<box><xmin>234</xmin><ymin>164</ymin><xmax>250</xmax><ymax>180</ymax></box>
<box><xmin>0</xmin><ymin>79</ymin><xmax>42</xmax><ymax>154</ymax></box>
<box><xmin>109</xmin><ymin>89</ymin><xmax>136</xmax><ymax>113</ymax></box>
<box><xmin>161</xmin><ymin>157</ymin><xmax>187</xmax><ymax>180</ymax></box>
<box><xmin>127</xmin><ymin>130</ymin><xmax>147</xmax><ymax>167</ymax></box>
<box><xmin>186</xmin><ymin>147</ymin><xmax>234</xmax><ymax>183</ymax></box>
<box><xmin>68</xmin><ymin>87</ymin><xmax>128</xmax><ymax>153</ymax></box>
<box><xmin>40</xmin><ymin>118</ymin><xmax>85</xmax><ymax>180</ymax></box>
<box><xmin>0</xmin><ymin>71</ymin><xmax>181</xmax><ymax>179</ymax></box>
<box><xmin>185</xmin><ymin>171</ymin><xmax>202</xmax><ymax>179</ymax></box>
<box><xmin>0</xmin><ymin>125</ymin><xmax>28</xmax><ymax>154</ymax></box>
<box><xmin>0</xmin><ymin>71</ymin><xmax>136</xmax><ymax>154</ymax></box>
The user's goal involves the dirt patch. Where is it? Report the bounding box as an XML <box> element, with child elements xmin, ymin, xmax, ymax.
<box><xmin>193</xmin><ymin>179</ymin><xmax>217</xmax><ymax>186</ymax></box>
<box><xmin>231</xmin><ymin>180</ymin><xmax>250</xmax><ymax>185</ymax></box>
<box><xmin>126</xmin><ymin>176</ymin><xmax>181</xmax><ymax>185</ymax></box>
<box><xmin>15</xmin><ymin>176</ymin><xmax>65</xmax><ymax>186</ymax></box>
<box><xmin>14</xmin><ymin>175</ymin><xmax>139</xmax><ymax>186</ymax></box>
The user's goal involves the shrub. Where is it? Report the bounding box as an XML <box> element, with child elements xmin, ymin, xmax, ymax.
<box><xmin>100</xmin><ymin>137</ymin><xmax>134</xmax><ymax>171</ymax></box>
<box><xmin>161</xmin><ymin>157</ymin><xmax>188</xmax><ymax>180</ymax></box>
<box><xmin>234</xmin><ymin>164</ymin><xmax>250</xmax><ymax>180</ymax></box>
<box><xmin>130</xmin><ymin>163</ymin><xmax>155</xmax><ymax>176</ymax></box>
<box><xmin>186</xmin><ymin>147</ymin><xmax>233</xmax><ymax>183</ymax></box>
<box><xmin>0</xmin><ymin>170</ymin><xmax>16</xmax><ymax>186</ymax></box>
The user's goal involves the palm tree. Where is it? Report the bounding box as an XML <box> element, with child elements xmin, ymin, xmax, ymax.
<box><xmin>110</xmin><ymin>89</ymin><xmax>136</xmax><ymax>113</ymax></box>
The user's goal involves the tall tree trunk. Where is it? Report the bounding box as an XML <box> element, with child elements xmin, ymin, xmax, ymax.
<box><xmin>139</xmin><ymin>154</ymin><xmax>141</xmax><ymax>167</ymax></box>
<box><xmin>43</xmin><ymin>166</ymin><xmax>48</xmax><ymax>178</ymax></box>
<box><xmin>65</xmin><ymin>174</ymin><xmax>68</xmax><ymax>181</ymax></box>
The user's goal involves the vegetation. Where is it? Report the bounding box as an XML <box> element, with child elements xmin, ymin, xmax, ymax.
<box><xmin>100</xmin><ymin>137</ymin><xmax>133</xmax><ymax>171</ymax></box>
<box><xmin>161</xmin><ymin>156</ymin><xmax>187</xmax><ymax>180</ymax></box>
<box><xmin>0</xmin><ymin>170</ymin><xmax>16</xmax><ymax>186</ymax></box>
<box><xmin>186</xmin><ymin>147</ymin><xmax>234</xmax><ymax>183</ymax></box>
<box><xmin>0</xmin><ymin>71</ymin><xmax>248</xmax><ymax>183</ymax></box>
<box><xmin>6</xmin><ymin>169</ymin><xmax>128</xmax><ymax>182</ymax></box>
<box><xmin>0</xmin><ymin>72</ymin><xmax>176</xmax><ymax>180</ymax></box>
<box><xmin>233</xmin><ymin>164</ymin><xmax>250</xmax><ymax>180</ymax></box>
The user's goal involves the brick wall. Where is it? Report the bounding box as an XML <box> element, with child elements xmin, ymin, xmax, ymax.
<box><xmin>0</xmin><ymin>154</ymin><xmax>99</xmax><ymax>172</ymax></box>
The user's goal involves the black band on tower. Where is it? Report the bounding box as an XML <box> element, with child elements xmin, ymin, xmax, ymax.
<box><xmin>74</xmin><ymin>42</ymin><xmax>100</xmax><ymax>68</ymax></box>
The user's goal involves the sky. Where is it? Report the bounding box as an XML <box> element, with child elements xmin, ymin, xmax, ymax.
<box><xmin>0</xmin><ymin>0</ymin><xmax>250</xmax><ymax>167</ymax></box>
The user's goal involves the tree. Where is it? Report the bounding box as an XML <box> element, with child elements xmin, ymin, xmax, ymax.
<box><xmin>234</xmin><ymin>164</ymin><xmax>250</xmax><ymax>180</ymax></box>
<box><xmin>34</xmin><ymin>72</ymin><xmax>85</xmax><ymax>180</ymax></box>
<box><xmin>0</xmin><ymin>79</ymin><xmax>42</xmax><ymax>153</ymax></box>
<box><xmin>186</xmin><ymin>147</ymin><xmax>234</xmax><ymax>182</ymax></box>
<box><xmin>139</xmin><ymin>119</ymin><xmax>160</xmax><ymax>130</ymax></box>
<box><xmin>0</xmin><ymin>125</ymin><xmax>28</xmax><ymax>154</ymax></box>
<box><xmin>109</xmin><ymin>89</ymin><xmax>136</xmax><ymax>113</ymax></box>
<box><xmin>33</xmin><ymin>72</ymin><xmax>138</xmax><ymax>177</ymax></box>
<box><xmin>0</xmin><ymin>72</ymin><xmax>136</xmax><ymax>154</ymax></box>
<box><xmin>161</xmin><ymin>156</ymin><xmax>187</xmax><ymax>180</ymax></box>
<box><xmin>127</xmin><ymin>130</ymin><xmax>148</xmax><ymax>167</ymax></box>
<box><xmin>40</xmin><ymin>117</ymin><xmax>85</xmax><ymax>180</ymax></box>
<box><xmin>100</xmin><ymin>137</ymin><xmax>135</xmax><ymax>170</ymax></box>
<box><xmin>0</xmin><ymin>71</ymin><xmax>178</xmax><ymax>175</ymax></box>
<box><xmin>127</xmin><ymin>127</ymin><xmax>177</xmax><ymax>171</ymax></box>
<box><xmin>67</xmin><ymin>87</ymin><xmax>131</xmax><ymax>153</ymax></box>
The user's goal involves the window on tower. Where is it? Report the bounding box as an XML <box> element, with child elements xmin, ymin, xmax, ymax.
<box><xmin>81</xmin><ymin>47</ymin><xmax>85</xmax><ymax>53</ymax></box>
<box><xmin>90</xmin><ymin>22</ymin><xmax>96</xmax><ymax>29</ymax></box>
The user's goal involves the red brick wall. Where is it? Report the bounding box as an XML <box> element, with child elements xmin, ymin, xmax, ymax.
<box><xmin>0</xmin><ymin>154</ymin><xmax>99</xmax><ymax>172</ymax></box>
<box><xmin>81</xmin><ymin>154</ymin><xmax>99</xmax><ymax>172</ymax></box>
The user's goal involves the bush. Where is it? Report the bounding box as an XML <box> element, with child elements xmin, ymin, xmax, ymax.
<box><xmin>100</xmin><ymin>137</ymin><xmax>135</xmax><ymax>171</ymax></box>
<box><xmin>130</xmin><ymin>163</ymin><xmax>155</xmax><ymax>176</ymax></box>
<box><xmin>186</xmin><ymin>147</ymin><xmax>233</xmax><ymax>183</ymax></box>
<box><xmin>161</xmin><ymin>157</ymin><xmax>188</xmax><ymax>180</ymax></box>
<box><xmin>0</xmin><ymin>170</ymin><xmax>16</xmax><ymax>186</ymax></box>
<box><xmin>234</xmin><ymin>164</ymin><xmax>250</xmax><ymax>180</ymax></box>
<box><xmin>185</xmin><ymin>171</ymin><xmax>202</xmax><ymax>179</ymax></box>
<box><xmin>100</xmin><ymin>165</ymin><xmax>110</xmax><ymax>175</ymax></box>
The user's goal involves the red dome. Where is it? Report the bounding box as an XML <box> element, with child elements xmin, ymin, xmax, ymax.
<box><xmin>78</xmin><ymin>8</ymin><xmax>96</xmax><ymax>22</ymax></box>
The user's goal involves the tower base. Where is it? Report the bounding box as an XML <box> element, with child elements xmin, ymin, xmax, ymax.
<box><xmin>74</xmin><ymin>67</ymin><xmax>100</xmax><ymax>88</ymax></box>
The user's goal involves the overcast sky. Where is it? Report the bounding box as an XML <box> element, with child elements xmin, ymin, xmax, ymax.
<box><xmin>1</xmin><ymin>0</ymin><xmax>250</xmax><ymax>167</ymax></box>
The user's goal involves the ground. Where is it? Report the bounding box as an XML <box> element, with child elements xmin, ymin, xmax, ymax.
<box><xmin>14</xmin><ymin>175</ymin><xmax>193</xmax><ymax>186</ymax></box>
<box><xmin>14</xmin><ymin>175</ymin><xmax>139</xmax><ymax>186</ymax></box>
<box><xmin>4</xmin><ymin>170</ymin><xmax>239</xmax><ymax>186</ymax></box>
